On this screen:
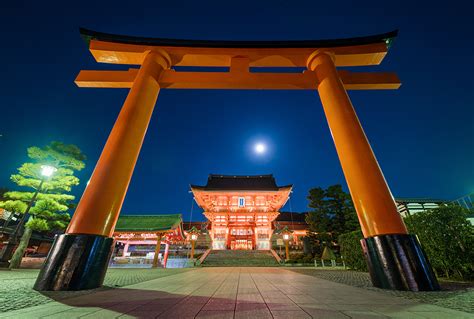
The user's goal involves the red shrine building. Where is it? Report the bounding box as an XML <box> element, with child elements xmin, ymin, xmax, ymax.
<box><xmin>191</xmin><ymin>175</ymin><xmax>292</xmax><ymax>250</ymax></box>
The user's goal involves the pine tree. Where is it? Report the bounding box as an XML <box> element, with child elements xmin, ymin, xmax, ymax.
<box><xmin>305</xmin><ymin>185</ymin><xmax>359</xmax><ymax>255</ymax></box>
<box><xmin>0</xmin><ymin>142</ymin><xmax>86</xmax><ymax>268</ymax></box>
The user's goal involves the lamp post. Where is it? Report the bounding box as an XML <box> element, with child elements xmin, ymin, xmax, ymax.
<box><xmin>0</xmin><ymin>165</ymin><xmax>56</xmax><ymax>268</ymax></box>
<box><xmin>188</xmin><ymin>226</ymin><xmax>199</xmax><ymax>260</ymax></box>
<box><xmin>281</xmin><ymin>226</ymin><xmax>293</xmax><ymax>262</ymax></box>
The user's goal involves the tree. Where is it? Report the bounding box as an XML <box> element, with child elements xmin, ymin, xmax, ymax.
<box><xmin>305</xmin><ymin>185</ymin><xmax>359</xmax><ymax>254</ymax></box>
<box><xmin>0</xmin><ymin>142</ymin><xmax>86</xmax><ymax>269</ymax></box>
<box><xmin>0</xmin><ymin>187</ymin><xmax>8</xmax><ymax>200</ymax></box>
<box><xmin>404</xmin><ymin>205</ymin><xmax>474</xmax><ymax>280</ymax></box>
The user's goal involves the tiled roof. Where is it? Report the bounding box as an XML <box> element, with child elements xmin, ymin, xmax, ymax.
<box><xmin>191</xmin><ymin>174</ymin><xmax>291</xmax><ymax>191</ymax></box>
<box><xmin>276</xmin><ymin>212</ymin><xmax>308</xmax><ymax>223</ymax></box>
<box><xmin>114</xmin><ymin>214</ymin><xmax>182</xmax><ymax>232</ymax></box>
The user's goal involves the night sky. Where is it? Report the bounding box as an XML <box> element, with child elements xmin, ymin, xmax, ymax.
<box><xmin>0</xmin><ymin>1</ymin><xmax>472</xmax><ymax>222</ymax></box>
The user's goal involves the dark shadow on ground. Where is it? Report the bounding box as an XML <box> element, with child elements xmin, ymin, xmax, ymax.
<box><xmin>38</xmin><ymin>287</ymin><xmax>272</xmax><ymax>318</ymax></box>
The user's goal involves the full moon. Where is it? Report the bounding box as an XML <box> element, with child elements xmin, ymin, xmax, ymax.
<box><xmin>254</xmin><ymin>143</ymin><xmax>266</xmax><ymax>154</ymax></box>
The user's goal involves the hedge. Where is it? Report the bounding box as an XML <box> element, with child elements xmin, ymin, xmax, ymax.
<box><xmin>338</xmin><ymin>205</ymin><xmax>474</xmax><ymax>280</ymax></box>
<box><xmin>338</xmin><ymin>230</ymin><xmax>367</xmax><ymax>271</ymax></box>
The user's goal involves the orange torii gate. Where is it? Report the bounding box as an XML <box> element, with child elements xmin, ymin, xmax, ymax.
<box><xmin>34</xmin><ymin>29</ymin><xmax>439</xmax><ymax>292</ymax></box>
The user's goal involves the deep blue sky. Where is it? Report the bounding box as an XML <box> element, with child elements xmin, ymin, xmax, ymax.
<box><xmin>0</xmin><ymin>1</ymin><xmax>472</xmax><ymax>222</ymax></box>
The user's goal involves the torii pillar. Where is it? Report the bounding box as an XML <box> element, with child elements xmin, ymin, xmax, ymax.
<box><xmin>307</xmin><ymin>51</ymin><xmax>439</xmax><ymax>291</ymax></box>
<box><xmin>34</xmin><ymin>50</ymin><xmax>170</xmax><ymax>291</ymax></box>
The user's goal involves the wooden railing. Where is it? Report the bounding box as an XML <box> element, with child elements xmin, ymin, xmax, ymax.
<box><xmin>270</xmin><ymin>249</ymin><xmax>282</xmax><ymax>264</ymax></box>
<box><xmin>198</xmin><ymin>249</ymin><xmax>212</xmax><ymax>265</ymax></box>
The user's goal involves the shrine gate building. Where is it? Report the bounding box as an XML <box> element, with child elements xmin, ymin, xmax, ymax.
<box><xmin>191</xmin><ymin>174</ymin><xmax>291</xmax><ymax>250</ymax></box>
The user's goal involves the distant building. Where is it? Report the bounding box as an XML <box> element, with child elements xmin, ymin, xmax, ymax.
<box><xmin>191</xmin><ymin>174</ymin><xmax>292</xmax><ymax>250</ymax></box>
<box><xmin>0</xmin><ymin>209</ymin><xmax>55</xmax><ymax>256</ymax></box>
<box><xmin>273</xmin><ymin>212</ymin><xmax>308</xmax><ymax>249</ymax></box>
<box><xmin>394</xmin><ymin>198</ymin><xmax>445</xmax><ymax>218</ymax></box>
<box><xmin>451</xmin><ymin>193</ymin><xmax>474</xmax><ymax>225</ymax></box>
<box><xmin>111</xmin><ymin>214</ymin><xmax>185</xmax><ymax>268</ymax></box>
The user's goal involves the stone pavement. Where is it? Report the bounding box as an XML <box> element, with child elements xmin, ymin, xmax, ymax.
<box><xmin>289</xmin><ymin>268</ymin><xmax>474</xmax><ymax>313</ymax></box>
<box><xmin>1</xmin><ymin>267</ymin><xmax>473</xmax><ymax>318</ymax></box>
<box><xmin>0</xmin><ymin>268</ymin><xmax>191</xmax><ymax>313</ymax></box>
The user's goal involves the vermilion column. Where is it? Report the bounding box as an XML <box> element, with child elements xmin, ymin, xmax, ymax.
<box><xmin>307</xmin><ymin>51</ymin><xmax>406</xmax><ymax>237</ymax></box>
<box><xmin>163</xmin><ymin>243</ymin><xmax>170</xmax><ymax>268</ymax></box>
<box><xmin>307</xmin><ymin>51</ymin><xmax>439</xmax><ymax>291</ymax></box>
<box><xmin>68</xmin><ymin>50</ymin><xmax>171</xmax><ymax>236</ymax></box>
<box><xmin>34</xmin><ymin>50</ymin><xmax>171</xmax><ymax>291</ymax></box>
<box><xmin>152</xmin><ymin>234</ymin><xmax>163</xmax><ymax>268</ymax></box>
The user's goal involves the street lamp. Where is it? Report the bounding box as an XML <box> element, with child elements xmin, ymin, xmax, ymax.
<box><xmin>281</xmin><ymin>226</ymin><xmax>293</xmax><ymax>262</ymax></box>
<box><xmin>188</xmin><ymin>226</ymin><xmax>200</xmax><ymax>260</ymax></box>
<box><xmin>41</xmin><ymin>165</ymin><xmax>57</xmax><ymax>177</ymax></box>
<box><xmin>0</xmin><ymin>164</ymin><xmax>56</xmax><ymax>268</ymax></box>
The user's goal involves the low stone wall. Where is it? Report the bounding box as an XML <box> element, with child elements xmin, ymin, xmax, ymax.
<box><xmin>20</xmin><ymin>257</ymin><xmax>45</xmax><ymax>269</ymax></box>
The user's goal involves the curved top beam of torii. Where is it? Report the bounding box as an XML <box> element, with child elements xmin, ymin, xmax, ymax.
<box><xmin>79</xmin><ymin>28</ymin><xmax>398</xmax><ymax>67</ymax></box>
<box><xmin>80</xmin><ymin>28</ymin><xmax>397</xmax><ymax>49</ymax></box>
<box><xmin>76</xmin><ymin>28</ymin><xmax>401</xmax><ymax>90</ymax></box>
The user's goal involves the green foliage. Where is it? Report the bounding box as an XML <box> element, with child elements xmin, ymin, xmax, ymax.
<box><xmin>28</xmin><ymin>198</ymin><xmax>71</xmax><ymax>231</ymax></box>
<box><xmin>0</xmin><ymin>200</ymin><xmax>27</xmax><ymax>213</ymax></box>
<box><xmin>286</xmin><ymin>253</ymin><xmax>315</xmax><ymax>264</ymax></box>
<box><xmin>405</xmin><ymin>205</ymin><xmax>474</xmax><ymax>280</ymax></box>
<box><xmin>338</xmin><ymin>230</ymin><xmax>368</xmax><ymax>271</ymax></box>
<box><xmin>305</xmin><ymin>185</ymin><xmax>359</xmax><ymax>255</ymax></box>
<box><xmin>26</xmin><ymin>218</ymin><xmax>49</xmax><ymax>232</ymax></box>
<box><xmin>0</xmin><ymin>142</ymin><xmax>85</xmax><ymax>268</ymax></box>
<box><xmin>0</xmin><ymin>141</ymin><xmax>85</xmax><ymax>231</ymax></box>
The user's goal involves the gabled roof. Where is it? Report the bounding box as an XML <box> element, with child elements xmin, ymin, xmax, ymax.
<box><xmin>191</xmin><ymin>174</ymin><xmax>292</xmax><ymax>191</ymax></box>
<box><xmin>114</xmin><ymin>214</ymin><xmax>182</xmax><ymax>232</ymax></box>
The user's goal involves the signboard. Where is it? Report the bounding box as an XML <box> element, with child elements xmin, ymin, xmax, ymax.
<box><xmin>277</xmin><ymin>239</ymin><xmax>284</xmax><ymax>246</ymax></box>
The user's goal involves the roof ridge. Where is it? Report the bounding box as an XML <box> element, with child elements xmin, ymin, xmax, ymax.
<box><xmin>208</xmin><ymin>174</ymin><xmax>274</xmax><ymax>178</ymax></box>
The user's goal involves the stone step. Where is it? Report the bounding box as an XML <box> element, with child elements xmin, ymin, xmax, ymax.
<box><xmin>202</xmin><ymin>250</ymin><xmax>280</xmax><ymax>267</ymax></box>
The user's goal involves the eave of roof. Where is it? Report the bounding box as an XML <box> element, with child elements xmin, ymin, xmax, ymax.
<box><xmin>190</xmin><ymin>185</ymin><xmax>292</xmax><ymax>192</ymax></box>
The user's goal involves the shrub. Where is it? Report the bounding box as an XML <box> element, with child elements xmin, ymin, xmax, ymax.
<box><xmin>405</xmin><ymin>205</ymin><xmax>474</xmax><ymax>280</ymax></box>
<box><xmin>302</xmin><ymin>254</ymin><xmax>314</xmax><ymax>264</ymax></box>
<box><xmin>338</xmin><ymin>230</ymin><xmax>367</xmax><ymax>271</ymax></box>
<box><xmin>289</xmin><ymin>252</ymin><xmax>304</xmax><ymax>260</ymax></box>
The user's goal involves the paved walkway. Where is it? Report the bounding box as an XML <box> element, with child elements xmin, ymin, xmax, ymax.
<box><xmin>1</xmin><ymin>267</ymin><xmax>472</xmax><ymax>318</ymax></box>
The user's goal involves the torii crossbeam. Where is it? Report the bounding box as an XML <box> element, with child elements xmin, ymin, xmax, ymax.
<box><xmin>34</xmin><ymin>29</ymin><xmax>439</xmax><ymax>292</ymax></box>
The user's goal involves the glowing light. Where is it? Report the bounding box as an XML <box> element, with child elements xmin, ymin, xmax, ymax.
<box><xmin>283</xmin><ymin>234</ymin><xmax>290</xmax><ymax>241</ymax></box>
<box><xmin>41</xmin><ymin>165</ymin><xmax>57</xmax><ymax>177</ymax></box>
<box><xmin>254</xmin><ymin>143</ymin><xmax>266</xmax><ymax>154</ymax></box>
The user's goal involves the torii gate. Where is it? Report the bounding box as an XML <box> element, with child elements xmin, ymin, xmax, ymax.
<box><xmin>34</xmin><ymin>29</ymin><xmax>439</xmax><ymax>292</ymax></box>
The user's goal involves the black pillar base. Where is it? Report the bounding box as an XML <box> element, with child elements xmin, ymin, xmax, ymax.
<box><xmin>33</xmin><ymin>234</ymin><xmax>113</xmax><ymax>291</ymax></box>
<box><xmin>361</xmin><ymin>234</ymin><xmax>440</xmax><ymax>291</ymax></box>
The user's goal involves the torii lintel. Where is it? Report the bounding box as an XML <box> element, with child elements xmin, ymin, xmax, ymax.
<box><xmin>75</xmin><ymin>28</ymin><xmax>401</xmax><ymax>90</ymax></box>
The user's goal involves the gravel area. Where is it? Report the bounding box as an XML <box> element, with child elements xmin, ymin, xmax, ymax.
<box><xmin>288</xmin><ymin>268</ymin><xmax>474</xmax><ymax>314</ymax></box>
<box><xmin>0</xmin><ymin>268</ymin><xmax>191</xmax><ymax>313</ymax></box>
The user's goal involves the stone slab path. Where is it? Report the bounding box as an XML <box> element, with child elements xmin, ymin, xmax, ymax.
<box><xmin>1</xmin><ymin>267</ymin><xmax>472</xmax><ymax>318</ymax></box>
